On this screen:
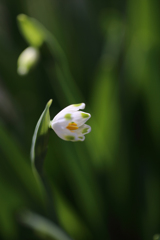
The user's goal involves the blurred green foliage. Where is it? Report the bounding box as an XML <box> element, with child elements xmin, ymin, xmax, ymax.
<box><xmin>0</xmin><ymin>0</ymin><xmax>160</xmax><ymax>239</ymax></box>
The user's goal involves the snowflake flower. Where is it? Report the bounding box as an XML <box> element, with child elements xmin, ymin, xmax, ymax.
<box><xmin>50</xmin><ymin>103</ymin><xmax>91</xmax><ymax>141</ymax></box>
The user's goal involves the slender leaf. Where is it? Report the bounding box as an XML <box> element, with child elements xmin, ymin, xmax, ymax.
<box><xmin>20</xmin><ymin>211</ymin><xmax>73</xmax><ymax>240</ymax></box>
<box><xmin>31</xmin><ymin>99</ymin><xmax>52</xmax><ymax>174</ymax></box>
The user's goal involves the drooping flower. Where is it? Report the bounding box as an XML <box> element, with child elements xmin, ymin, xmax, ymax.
<box><xmin>50</xmin><ymin>103</ymin><xmax>91</xmax><ymax>141</ymax></box>
<box><xmin>17</xmin><ymin>46</ymin><xmax>39</xmax><ymax>75</ymax></box>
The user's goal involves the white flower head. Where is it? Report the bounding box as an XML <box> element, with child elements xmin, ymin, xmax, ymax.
<box><xmin>50</xmin><ymin>103</ymin><xmax>91</xmax><ymax>142</ymax></box>
<box><xmin>17</xmin><ymin>46</ymin><xmax>39</xmax><ymax>75</ymax></box>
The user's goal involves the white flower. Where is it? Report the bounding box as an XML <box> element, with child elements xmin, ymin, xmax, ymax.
<box><xmin>17</xmin><ymin>46</ymin><xmax>39</xmax><ymax>75</ymax></box>
<box><xmin>50</xmin><ymin>103</ymin><xmax>91</xmax><ymax>141</ymax></box>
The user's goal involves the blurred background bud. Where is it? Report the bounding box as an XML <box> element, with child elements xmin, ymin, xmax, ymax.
<box><xmin>17</xmin><ymin>47</ymin><xmax>40</xmax><ymax>75</ymax></box>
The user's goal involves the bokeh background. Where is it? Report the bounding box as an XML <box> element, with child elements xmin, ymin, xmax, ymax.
<box><xmin>0</xmin><ymin>0</ymin><xmax>160</xmax><ymax>239</ymax></box>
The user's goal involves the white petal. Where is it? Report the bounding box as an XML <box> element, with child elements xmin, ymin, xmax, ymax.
<box><xmin>52</xmin><ymin>121</ymin><xmax>79</xmax><ymax>141</ymax></box>
<box><xmin>51</xmin><ymin>113</ymin><xmax>73</xmax><ymax>127</ymax></box>
<box><xmin>76</xmin><ymin>124</ymin><xmax>91</xmax><ymax>135</ymax></box>
<box><xmin>77</xmin><ymin>135</ymin><xmax>85</xmax><ymax>141</ymax></box>
<box><xmin>51</xmin><ymin>118</ymin><xmax>69</xmax><ymax>129</ymax></box>
<box><xmin>53</xmin><ymin>103</ymin><xmax>85</xmax><ymax>121</ymax></box>
<box><xmin>72</xmin><ymin>111</ymin><xmax>91</xmax><ymax>127</ymax></box>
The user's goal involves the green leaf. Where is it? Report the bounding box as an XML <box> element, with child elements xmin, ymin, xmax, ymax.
<box><xmin>0</xmin><ymin>123</ymin><xmax>45</xmax><ymax>238</ymax></box>
<box><xmin>31</xmin><ymin>99</ymin><xmax>52</xmax><ymax>174</ymax></box>
<box><xmin>0</xmin><ymin>123</ymin><xmax>43</xmax><ymax>204</ymax></box>
<box><xmin>20</xmin><ymin>211</ymin><xmax>73</xmax><ymax>240</ymax></box>
<box><xmin>17</xmin><ymin>14</ymin><xmax>45</xmax><ymax>47</ymax></box>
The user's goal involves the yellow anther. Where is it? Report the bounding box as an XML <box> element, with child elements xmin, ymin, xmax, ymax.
<box><xmin>66</xmin><ymin>122</ymin><xmax>78</xmax><ymax>131</ymax></box>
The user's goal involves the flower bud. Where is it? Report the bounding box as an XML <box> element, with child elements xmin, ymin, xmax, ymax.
<box><xmin>17</xmin><ymin>46</ymin><xmax>39</xmax><ymax>75</ymax></box>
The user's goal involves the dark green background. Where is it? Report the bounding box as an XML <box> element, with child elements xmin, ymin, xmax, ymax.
<box><xmin>0</xmin><ymin>0</ymin><xmax>160</xmax><ymax>239</ymax></box>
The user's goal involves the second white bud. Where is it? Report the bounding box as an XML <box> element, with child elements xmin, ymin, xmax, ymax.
<box><xmin>17</xmin><ymin>46</ymin><xmax>40</xmax><ymax>75</ymax></box>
